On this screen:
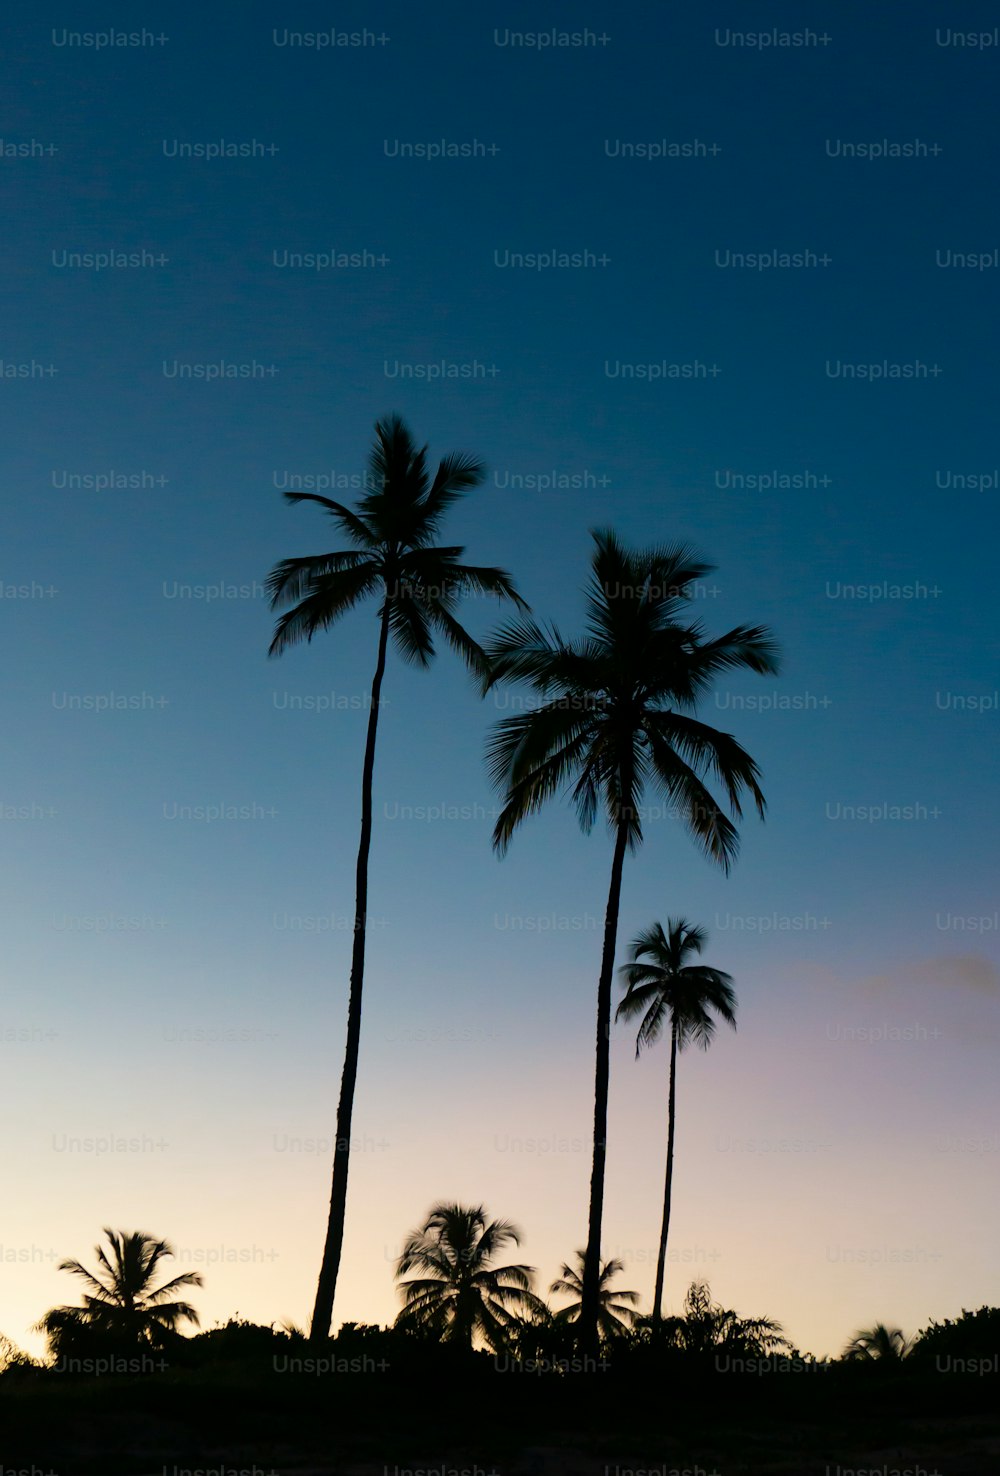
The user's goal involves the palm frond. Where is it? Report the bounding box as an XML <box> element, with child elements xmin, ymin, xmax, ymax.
<box><xmin>266</xmin><ymin>549</ymin><xmax>375</xmax><ymax>607</ymax></box>
<box><xmin>268</xmin><ymin>564</ymin><xmax>383</xmax><ymax>657</ymax></box>
<box><xmin>279</xmin><ymin>493</ymin><xmax>377</xmax><ymax>549</ymax></box>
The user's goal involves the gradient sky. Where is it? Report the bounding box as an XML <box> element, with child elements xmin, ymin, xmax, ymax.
<box><xmin>3</xmin><ymin>1</ymin><xmax>999</xmax><ymax>1360</ymax></box>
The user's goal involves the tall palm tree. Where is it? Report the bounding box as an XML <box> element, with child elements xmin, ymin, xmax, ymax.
<box><xmin>485</xmin><ymin>529</ymin><xmax>779</xmax><ymax>1354</ymax></box>
<box><xmin>550</xmin><ymin>1250</ymin><xmax>639</xmax><ymax>1340</ymax></box>
<box><xmin>844</xmin><ymin>1323</ymin><xmax>912</xmax><ymax>1361</ymax></box>
<box><xmin>267</xmin><ymin>416</ymin><xmax>525</xmax><ymax>1341</ymax></box>
<box><xmin>617</xmin><ymin>919</ymin><xmax>736</xmax><ymax>1323</ymax></box>
<box><xmin>35</xmin><ymin>1229</ymin><xmax>201</xmax><ymax>1355</ymax></box>
<box><xmin>394</xmin><ymin>1203</ymin><xmax>544</xmax><ymax>1351</ymax></box>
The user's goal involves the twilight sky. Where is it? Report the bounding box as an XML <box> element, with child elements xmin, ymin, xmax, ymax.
<box><xmin>2</xmin><ymin>0</ymin><xmax>999</xmax><ymax>1359</ymax></box>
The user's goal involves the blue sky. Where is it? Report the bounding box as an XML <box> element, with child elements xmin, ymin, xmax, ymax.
<box><xmin>2</xmin><ymin>0</ymin><xmax>999</xmax><ymax>1357</ymax></box>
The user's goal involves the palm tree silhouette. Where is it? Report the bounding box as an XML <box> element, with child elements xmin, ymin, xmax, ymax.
<box><xmin>267</xmin><ymin>416</ymin><xmax>525</xmax><ymax>1340</ymax></box>
<box><xmin>617</xmin><ymin>919</ymin><xmax>736</xmax><ymax>1323</ymax></box>
<box><xmin>485</xmin><ymin>529</ymin><xmax>779</xmax><ymax>1352</ymax></box>
<box><xmin>36</xmin><ymin>1229</ymin><xmax>201</xmax><ymax>1354</ymax></box>
<box><xmin>550</xmin><ymin>1250</ymin><xmax>639</xmax><ymax>1340</ymax></box>
<box><xmin>844</xmin><ymin>1323</ymin><xmax>912</xmax><ymax>1360</ymax></box>
<box><xmin>394</xmin><ymin>1203</ymin><xmax>544</xmax><ymax>1351</ymax></box>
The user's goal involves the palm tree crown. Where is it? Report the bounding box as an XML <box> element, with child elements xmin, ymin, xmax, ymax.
<box><xmin>549</xmin><ymin>1251</ymin><xmax>640</xmax><ymax>1338</ymax></box>
<box><xmin>844</xmin><ymin>1323</ymin><xmax>912</xmax><ymax>1361</ymax></box>
<box><xmin>267</xmin><ymin>412</ymin><xmax>526</xmax><ymax>671</ymax></box>
<box><xmin>37</xmin><ymin>1229</ymin><xmax>201</xmax><ymax>1353</ymax></box>
<box><xmin>394</xmin><ymin>1203</ymin><xmax>543</xmax><ymax>1352</ymax></box>
<box><xmin>617</xmin><ymin>919</ymin><xmax>737</xmax><ymax>1055</ymax></box>
<box><xmin>486</xmin><ymin>527</ymin><xmax>778</xmax><ymax>864</ymax></box>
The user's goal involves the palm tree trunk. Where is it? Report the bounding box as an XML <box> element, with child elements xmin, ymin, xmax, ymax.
<box><xmin>309</xmin><ymin>603</ymin><xmax>391</xmax><ymax>1341</ymax></box>
<box><xmin>579</xmin><ymin>819</ymin><xmax>630</xmax><ymax>1358</ymax></box>
<box><xmin>652</xmin><ymin>1022</ymin><xmax>679</xmax><ymax>1322</ymax></box>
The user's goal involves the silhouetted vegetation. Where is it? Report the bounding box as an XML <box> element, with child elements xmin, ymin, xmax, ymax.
<box><xmin>394</xmin><ymin>1203</ymin><xmax>544</xmax><ymax>1350</ymax></box>
<box><xmin>266</xmin><ymin>415</ymin><xmax>525</xmax><ymax>1340</ymax></box>
<box><xmin>485</xmin><ymin>529</ymin><xmax>779</xmax><ymax>1351</ymax></box>
<box><xmin>843</xmin><ymin>1321</ymin><xmax>912</xmax><ymax>1361</ymax></box>
<box><xmin>8</xmin><ymin>420</ymin><xmax>993</xmax><ymax>1475</ymax></box>
<box><xmin>639</xmin><ymin>1278</ymin><xmax>789</xmax><ymax>1357</ymax></box>
<box><xmin>617</xmin><ymin>917</ymin><xmax>736</xmax><ymax>1321</ymax></box>
<box><xmin>549</xmin><ymin>1251</ymin><xmax>639</xmax><ymax>1338</ymax></box>
<box><xmin>34</xmin><ymin>1229</ymin><xmax>201</xmax><ymax>1364</ymax></box>
<box><xmin>10</xmin><ymin>1246</ymin><xmax>1000</xmax><ymax>1473</ymax></box>
<box><xmin>910</xmin><ymin>1305</ymin><xmax>1000</xmax><ymax>1369</ymax></box>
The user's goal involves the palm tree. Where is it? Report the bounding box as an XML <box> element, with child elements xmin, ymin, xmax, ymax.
<box><xmin>550</xmin><ymin>1250</ymin><xmax>639</xmax><ymax>1340</ymax></box>
<box><xmin>844</xmin><ymin>1323</ymin><xmax>912</xmax><ymax>1361</ymax></box>
<box><xmin>394</xmin><ymin>1203</ymin><xmax>544</xmax><ymax>1352</ymax></box>
<box><xmin>267</xmin><ymin>416</ymin><xmax>525</xmax><ymax>1340</ymax></box>
<box><xmin>35</xmin><ymin>1229</ymin><xmax>201</xmax><ymax>1356</ymax></box>
<box><xmin>617</xmin><ymin>918</ymin><xmax>736</xmax><ymax>1323</ymax></box>
<box><xmin>485</xmin><ymin>529</ymin><xmax>779</xmax><ymax>1352</ymax></box>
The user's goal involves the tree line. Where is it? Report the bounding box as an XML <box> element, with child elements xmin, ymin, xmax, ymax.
<box><xmin>9</xmin><ymin>1225</ymin><xmax>998</xmax><ymax>1374</ymax></box>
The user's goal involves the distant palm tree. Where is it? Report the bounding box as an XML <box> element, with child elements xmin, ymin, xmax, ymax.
<box><xmin>36</xmin><ymin>1229</ymin><xmax>201</xmax><ymax>1355</ymax></box>
<box><xmin>617</xmin><ymin>919</ymin><xmax>736</xmax><ymax>1323</ymax></box>
<box><xmin>844</xmin><ymin>1323</ymin><xmax>912</xmax><ymax>1361</ymax></box>
<box><xmin>268</xmin><ymin>416</ymin><xmax>525</xmax><ymax>1341</ymax></box>
<box><xmin>486</xmin><ymin>529</ymin><xmax>779</xmax><ymax>1352</ymax></box>
<box><xmin>394</xmin><ymin>1203</ymin><xmax>543</xmax><ymax>1351</ymax></box>
<box><xmin>550</xmin><ymin>1251</ymin><xmax>639</xmax><ymax>1339</ymax></box>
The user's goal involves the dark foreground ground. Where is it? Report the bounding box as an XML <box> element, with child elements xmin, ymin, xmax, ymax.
<box><xmin>2</xmin><ymin>1363</ymin><xmax>999</xmax><ymax>1476</ymax></box>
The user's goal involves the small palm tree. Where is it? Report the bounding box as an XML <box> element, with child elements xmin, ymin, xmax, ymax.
<box><xmin>394</xmin><ymin>1203</ymin><xmax>543</xmax><ymax>1352</ymax></box>
<box><xmin>268</xmin><ymin>415</ymin><xmax>525</xmax><ymax>1340</ymax></box>
<box><xmin>36</xmin><ymin>1229</ymin><xmax>201</xmax><ymax>1355</ymax></box>
<box><xmin>486</xmin><ymin>529</ymin><xmax>779</xmax><ymax>1352</ymax></box>
<box><xmin>617</xmin><ymin>919</ymin><xmax>736</xmax><ymax>1322</ymax></box>
<box><xmin>550</xmin><ymin>1251</ymin><xmax>639</xmax><ymax>1340</ymax></box>
<box><xmin>844</xmin><ymin>1323</ymin><xmax>912</xmax><ymax>1361</ymax></box>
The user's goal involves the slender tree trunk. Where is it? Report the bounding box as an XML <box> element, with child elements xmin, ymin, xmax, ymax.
<box><xmin>309</xmin><ymin>604</ymin><xmax>391</xmax><ymax>1341</ymax></box>
<box><xmin>579</xmin><ymin>819</ymin><xmax>630</xmax><ymax>1359</ymax></box>
<box><xmin>651</xmin><ymin>1022</ymin><xmax>679</xmax><ymax>1322</ymax></box>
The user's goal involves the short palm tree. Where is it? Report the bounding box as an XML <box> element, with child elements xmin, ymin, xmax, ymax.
<box><xmin>267</xmin><ymin>416</ymin><xmax>525</xmax><ymax>1340</ymax></box>
<box><xmin>617</xmin><ymin>919</ymin><xmax>736</xmax><ymax>1322</ymax></box>
<box><xmin>550</xmin><ymin>1250</ymin><xmax>639</xmax><ymax>1340</ymax></box>
<box><xmin>485</xmin><ymin>529</ymin><xmax>779</xmax><ymax>1352</ymax></box>
<box><xmin>36</xmin><ymin>1229</ymin><xmax>201</xmax><ymax>1355</ymax></box>
<box><xmin>394</xmin><ymin>1203</ymin><xmax>544</xmax><ymax>1352</ymax></box>
<box><xmin>844</xmin><ymin>1323</ymin><xmax>912</xmax><ymax>1361</ymax></box>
